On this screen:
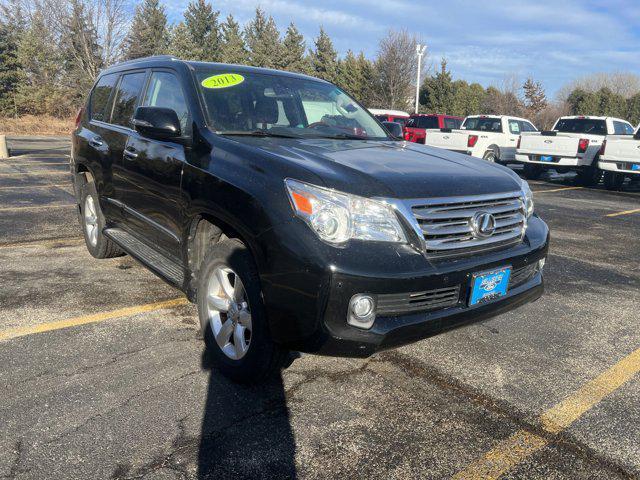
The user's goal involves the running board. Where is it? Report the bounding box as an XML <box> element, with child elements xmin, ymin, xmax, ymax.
<box><xmin>104</xmin><ymin>228</ymin><xmax>185</xmax><ymax>287</ymax></box>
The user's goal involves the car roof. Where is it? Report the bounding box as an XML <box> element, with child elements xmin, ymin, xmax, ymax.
<box><xmin>410</xmin><ymin>113</ymin><xmax>462</xmax><ymax>118</ymax></box>
<box><xmin>369</xmin><ymin>109</ymin><xmax>410</xmax><ymax>117</ymax></box>
<box><xmin>100</xmin><ymin>55</ymin><xmax>327</xmax><ymax>83</ymax></box>
<box><xmin>465</xmin><ymin>114</ymin><xmax>533</xmax><ymax>123</ymax></box>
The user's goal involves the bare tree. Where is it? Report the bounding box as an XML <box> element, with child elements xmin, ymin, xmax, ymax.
<box><xmin>557</xmin><ymin>71</ymin><xmax>640</xmax><ymax>101</ymax></box>
<box><xmin>374</xmin><ymin>29</ymin><xmax>423</xmax><ymax>110</ymax></box>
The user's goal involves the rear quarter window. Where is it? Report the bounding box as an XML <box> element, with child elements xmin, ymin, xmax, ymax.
<box><xmin>89</xmin><ymin>73</ymin><xmax>119</xmax><ymax>122</ymax></box>
<box><xmin>613</xmin><ymin>121</ymin><xmax>634</xmax><ymax>135</ymax></box>
<box><xmin>111</xmin><ymin>71</ymin><xmax>147</xmax><ymax>128</ymax></box>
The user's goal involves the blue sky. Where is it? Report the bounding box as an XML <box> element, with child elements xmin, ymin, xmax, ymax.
<box><xmin>165</xmin><ymin>0</ymin><xmax>640</xmax><ymax>98</ymax></box>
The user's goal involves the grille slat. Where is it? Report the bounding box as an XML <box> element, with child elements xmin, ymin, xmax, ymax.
<box><xmin>377</xmin><ymin>286</ymin><xmax>460</xmax><ymax>315</ymax></box>
<box><xmin>409</xmin><ymin>192</ymin><xmax>526</xmax><ymax>256</ymax></box>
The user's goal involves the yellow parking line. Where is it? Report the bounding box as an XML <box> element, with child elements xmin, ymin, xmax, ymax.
<box><xmin>533</xmin><ymin>186</ymin><xmax>583</xmax><ymax>193</ymax></box>
<box><xmin>452</xmin><ymin>347</ymin><xmax>640</xmax><ymax>480</ymax></box>
<box><xmin>606</xmin><ymin>208</ymin><xmax>640</xmax><ymax>218</ymax></box>
<box><xmin>0</xmin><ymin>204</ymin><xmax>75</xmax><ymax>212</ymax></box>
<box><xmin>0</xmin><ymin>298</ymin><xmax>189</xmax><ymax>342</ymax></box>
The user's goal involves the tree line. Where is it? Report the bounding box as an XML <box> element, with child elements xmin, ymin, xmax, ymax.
<box><xmin>1</xmin><ymin>0</ymin><xmax>640</xmax><ymax>130</ymax></box>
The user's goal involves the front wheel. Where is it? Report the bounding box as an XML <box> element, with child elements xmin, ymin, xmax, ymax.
<box><xmin>197</xmin><ymin>239</ymin><xmax>288</xmax><ymax>383</ymax></box>
<box><xmin>603</xmin><ymin>171</ymin><xmax>625</xmax><ymax>191</ymax></box>
<box><xmin>522</xmin><ymin>163</ymin><xmax>543</xmax><ymax>180</ymax></box>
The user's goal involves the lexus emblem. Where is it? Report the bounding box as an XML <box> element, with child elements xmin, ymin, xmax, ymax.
<box><xmin>471</xmin><ymin>211</ymin><xmax>496</xmax><ymax>238</ymax></box>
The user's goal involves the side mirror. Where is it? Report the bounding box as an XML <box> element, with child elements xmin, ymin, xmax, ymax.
<box><xmin>382</xmin><ymin>121</ymin><xmax>403</xmax><ymax>139</ymax></box>
<box><xmin>132</xmin><ymin>106</ymin><xmax>181</xmax><ymax>140</ymax></box>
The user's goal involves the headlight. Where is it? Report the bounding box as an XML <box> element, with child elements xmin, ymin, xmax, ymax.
<box><xmin>285</xmin><ymin>179</ymin><xmax>406</xmax><ymax>245</ymax></box>
<box><xmin>521</xmin><ymin>180</ymin><xmax>534</xmax><ymax>218</ymax></box>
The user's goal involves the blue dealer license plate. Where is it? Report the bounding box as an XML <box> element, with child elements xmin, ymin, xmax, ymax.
<box><xmin>540</xmin><ymin>155</ymin><xmax>553</xmax><ymax>162</ymax></box>
<box><xmin>469</xmin><ymin>267</ymin><xmax>511</xmax><ymax>306</ymax></box>
<box><xmin>632</xmin><ymin>164</ymin><xmax>640</xmax><ymax>171</ymax></box>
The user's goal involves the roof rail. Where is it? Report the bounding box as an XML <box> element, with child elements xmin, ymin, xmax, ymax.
<box><xmin>111</xmin><ymin>55</ymin><xmax>178</xmax><ymax>67</ymax></box>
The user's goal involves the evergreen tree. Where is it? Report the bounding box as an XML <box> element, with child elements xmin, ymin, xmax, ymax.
<box><xmin>450</xmin><ymin>80</ymin><xmax>470</xmax><ymax>116</ymax></box>
<box><xmin>626</xmin><ymin>93</ymin><xmax>640</xmax><ymax>127</ymax></box>
<box><xmin>482</xmin><ymin>86</ymin><xmax>503</xmax><ymax>114</ymax></box>
<box><xmin>567</xmin><ymin>88</ymin><xmax>601</xmax><ymax>115</ymax></box>
<box><xmin>310</xmin><ymin>27</ymin><xmax>338</xmax><ymax>83</ymax></box>
<box><xmin>598</xmin><ymin>87</ymin><xmax>626</xmax><ymax>118</ymax></box>
<box><xmin>123</xmin><ymin>0</ymin><xmax>168</xmax><ymax>60</ymax></box>
<box><xmin>167</xmin><ymin>22</ymin><xmax>197</xmax><ymax>59</ymax></box>
<box><xmin>281</xmin><ymin>23</ymin><xmax>309</xmax><ymax>74</ymax></box>
<box><xmin>466</xmin><ymin>83</ymin><xmax>486</xmax><ymax>115</ymax></box>
<box><xmin>15</xmin><ymin>10</ymin><xmax>67</xmax><ymax>116</ymax></box>
<box><xmin>420</xmin><ymin>59</ymin><xmax>454</xmax><ymax>114</ymax></box>
<box><xmin>219</xmin><ymin>14</ymin><xmax>247</xmax><ymax>65</ymax></box>
<box><xmin>0</xmin><ymin>2</ymin><xmax>25</xmax><ymax>116</ymax></box>
<box><xmin>522</xmin><ymin>78</ymin><xmax>547</xmax><ymax>115</ymax></box>
<box><xmin>357</xmin><ymin>52</ymin><xmax>378</xmax><ymax>107</ymax></box>
<box><xmin>245</xmin><ymin>8</ymin><xmax>282</xmax><ymax>68</ymax></box>
<box><xmin>182</xmin><ymin>0</ymin><xmax>220</xmax><ymax>61</ymax></box>
<box><xmin>336</xmin><ymin>50</ymin><xmax>362</xmax><ymax>100</ymax></box>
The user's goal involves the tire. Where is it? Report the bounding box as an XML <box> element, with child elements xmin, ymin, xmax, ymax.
<box><xmin>575</xmin><ymin>165</ymin><xmax>602</xmax><ymax>187</ymax></box>
<box><xmin>522</xmin><ymin>163</ymin><xmax>543</xmax><ymax>180</ymax></box>
<box><xmin>197</xmin><ymin>239</ymin><xmax>288</xmax><ymax>383</ymax></box>
<box><xmin>603</xmin><ymin>171</ymin><xmax>625</xmax><ymax>191</ymax></box>
<box><xmin>79</xmin><ymin>180</ymin><xmax>124</xmax><ymax>259</ymax></box>
<box><xmin>483</xmin><ymin>149</ymin><xmax>498</xmax><ymax>163</ymax></box>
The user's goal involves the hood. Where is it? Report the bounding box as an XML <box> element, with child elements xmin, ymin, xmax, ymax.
<box><xmin>231</xmin><ymin>137</ymin><xmax>524</xmax><ymax>199</ymax></box>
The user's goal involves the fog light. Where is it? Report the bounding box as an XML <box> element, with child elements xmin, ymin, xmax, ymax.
<box><xmin>538</xmin><ymin>257</ymin><xmax>546</xmax><ymax>271</ymax></box>
<box><xmin>347</xmin><ymin>294</ymin><xmax>376</xmax><ymax>329</ymax></box>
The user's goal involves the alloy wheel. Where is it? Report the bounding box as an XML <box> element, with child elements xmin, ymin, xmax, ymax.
<box><xmin>84</xmin><ymin>195</ymin><xmax>98</xmax><ymax>247</ymax></box>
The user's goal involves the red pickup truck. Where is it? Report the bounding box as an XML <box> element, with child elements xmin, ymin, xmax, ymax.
<box><xmin>404</xmin><ymin>114</ymin><xmax>463</xmax><ymax>143</ymax></box>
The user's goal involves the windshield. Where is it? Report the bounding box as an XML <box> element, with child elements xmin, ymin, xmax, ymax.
<box><xmin>194</xmin><ymin>68</ymin><xmax>389</xmax><ymax>140</ymax></box>
<box><xmin>554</xmin><ymin>118</ymin><xmax>607</xmax><ymax>135</ymax></box>
<box><xmin>406</xmin><ymin>116</ymin><xmax>439</xmax><ymax>129</ymax></box>
<box><xmin>462</xmin><ymin>117</ymin><xmax>503</xmax><ymax>132</ymax></box>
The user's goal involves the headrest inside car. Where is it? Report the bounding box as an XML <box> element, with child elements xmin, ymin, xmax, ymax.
<box><xmin>254</xmin><ymin>97</ymin><xmax>279</xmax><ymax>125</ymax></box>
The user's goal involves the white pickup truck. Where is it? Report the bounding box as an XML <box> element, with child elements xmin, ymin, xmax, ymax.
<box><xmin>422</xmin><ymin>115</ymin><xmax>538</xmax><ymax>163</ymax></box>
<box><xmin>598</xmin><ymin>126</ymin><xmax>640</xmax><ymax>190</ymax></box>
<box><xmin>515</xmin><ymin>116</ymin><xmax>635</xmax><ymax>185</ymax></box>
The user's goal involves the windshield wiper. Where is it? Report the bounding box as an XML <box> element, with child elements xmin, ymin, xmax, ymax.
<box><xmin>219</xmin><ymin>129</ymin><xmax>302</xmax><ymax>139</ymax></box>
<box><xmin>312</xmin><ymin>132</ymin><xmax>371</xmax><ymax>140</ymax></box>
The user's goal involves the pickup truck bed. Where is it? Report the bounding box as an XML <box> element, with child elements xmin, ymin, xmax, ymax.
<box><xmin>598</xmin><ymin>134</ymin><xmax>640</xmax><ymax>189</ymax></box>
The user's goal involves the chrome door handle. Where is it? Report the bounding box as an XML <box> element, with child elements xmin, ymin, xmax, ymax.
<box><xmin>123</xmin><ymin>147</ymin><xmax>138</xmax><ymax>159</ymax></box>
<box><xmin>89</xmin><ymin>139</ymin><xmax>103</xmax><ymax>148</ymax></box>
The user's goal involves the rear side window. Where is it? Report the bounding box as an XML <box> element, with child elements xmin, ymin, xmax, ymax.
<box><xmin>613</xmin><ymin>121</ymin><xmax>634</xmax><ymax>135</ymax></box>
<box><xmin>143</xmin><ymin>71</ymin><xmax>191</xmax><ymax>134</ymax></box>
<box><xmin>554</xmin><ymin>118</ymin><xmax>606</xmax><ymax>135</ymax></box>
<box><xmin>520</xmin><ymin>121</ymin><xmax>537</xmax><ymax>132</ymax></box>
<box><xmin>407</xmin><ymin>116</ymin><xmax>439</xmax><ymax>129</ymax></box>
<box><xmin>462</xmin><ymin>117</ymin><xmax>502</xmax><ymax>132</ymax></box>
<box><xmin>508</xmin><ymin>120</ymin><xmax>521</xmax><ymax>134</ymax></box>
<box><xmin>443</xmin><ymin>118</ymin><xmax>461</xmax><ymax>129</ymax></box>
<box><xmin>90</xmin><ymin>74</ymin><xmax>118</xmax><ymax>122</ymax></box>
<box><xmin>111</xmin><ymin>72</ymin><xmax>147</xmax><ymax>128</ymax></box>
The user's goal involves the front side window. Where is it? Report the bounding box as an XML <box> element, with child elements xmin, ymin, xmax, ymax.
<box><xmin>90</xmin><ymin>73</ymin><xmax>118</xmax><ymax>122</ymax></box>
<box><xmin>613</xmin><ymin>121</ymin><xmax>634</xmax><ymax>135</ymax></box>
<box><xmin>194</xmin><ymin>68</ymin><xmax>388</xmax><ymax>140</ymax></box>
<box><xmin>554</xmin><ymin>118</ymin><xmax>606</xmax><ymax>135</ymax></box>
<box><xmin>111</xmin><ymin>72</ymin><xmax>147</xmax><ymax>128</ymax></box>
<box><xmin>462</xmin><ymin>117</ymin><xmax>503</xmax><ymax>133</ymax></box>
<box><xmin>143</xmin><ymin>71</ymin><xmax>191</xmax><ymax>134</ymax></box>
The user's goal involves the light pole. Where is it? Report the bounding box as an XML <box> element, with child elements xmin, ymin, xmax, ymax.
<box><xmin>415</xmin><ymin>44</ymin><xmax>427</xmax><ymax>114</ymax></box>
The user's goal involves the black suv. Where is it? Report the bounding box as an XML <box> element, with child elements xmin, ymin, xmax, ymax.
<box><xmin>71</xmin><ymin>56</ymin><xmax>549</xmax><ymax>382</ymax></box>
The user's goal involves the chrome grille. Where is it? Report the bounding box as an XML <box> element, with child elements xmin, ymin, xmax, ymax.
<box><xmin>409</xmin><ymin>191</ymin><xmax>526</xmax><ymax>256</ymax></box>
<box><xmin>377</xmin><ymin>286</ymin><xmax>460</xmax><ymax>315</ymax></box>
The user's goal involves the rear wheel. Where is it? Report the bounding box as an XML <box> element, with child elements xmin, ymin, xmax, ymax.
<box><xmin>575</xmin><ymin>165</ymin><xmax>602</xmax><ymax>187</ymax></box>
<box><xmin>603</xmin><ymin>171</ymin><xmax>625</xmax><ymax>191</ymax></box>
<box><xmin>522</xmin><ymin>163</ymin><xmax>543</xmax><ymax>180</ymax></box>
<box><xmin>79</xmin><ymin>180</ymin><xmax>123</xmax><ymax>259</ymax></box>
<box><xmin>483</xmin><ymin>149</ymin><xmax>498</xmax><ymax>163</ymax></box>
<box><xmin>197</xmin><ymin>239</ymin><xmax>288</xmax><ymax>383</ymax></box>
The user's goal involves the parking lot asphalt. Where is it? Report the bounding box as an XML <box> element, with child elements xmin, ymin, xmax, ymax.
<box><xmin>1</xmin><ymin>137</ymin><xmax>639</xmax><ymax>479</ymax></box>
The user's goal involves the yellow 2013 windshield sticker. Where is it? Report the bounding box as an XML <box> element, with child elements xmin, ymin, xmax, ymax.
<box><xmin>201</xmin><ymin>73</ymin><xmax>245</xmax><ymax>89</ymax></box>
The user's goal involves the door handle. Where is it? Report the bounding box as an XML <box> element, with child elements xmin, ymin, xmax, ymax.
<box><xmin>89</xmin><ymin>138</ymin><xmax>103</xmax><ymax>148</ymax></box>
<box><xmin>123</xmin><ymin>147</ymin><xmax>138</xmax><ymax>159</ymax></box>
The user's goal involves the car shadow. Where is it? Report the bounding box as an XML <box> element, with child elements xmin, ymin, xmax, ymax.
<box><xmin>197</xmin><ymin>348</ymin><xmax>297</xmax><ymax>479</ymax></box>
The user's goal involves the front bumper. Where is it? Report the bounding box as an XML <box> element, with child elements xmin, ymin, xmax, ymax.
<box><xmin>599</xmin><ymin>159</ymin><xmax>640</xmax><ymax>175</ymax></box>
<box><xmin>515</xmin><ymin>153</ymin><xmax>589</xmax><ymax>167</ymax></box>
<box><xmin>260</xmin><ymin>214</ymin><xmax>549</xmax><ymax>357</ymax></box>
